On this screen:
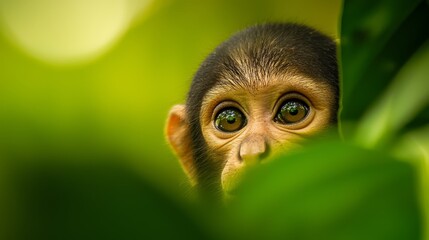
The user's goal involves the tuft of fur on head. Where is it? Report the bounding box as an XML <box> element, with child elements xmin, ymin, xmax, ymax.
<box><xmin>185</xmin><ymin>23</ymin><xmax>339</xmax><ymax>196</ymax></box>
<box><xmin>216</xmin><ymin>23</ymin><xmax>338</xmax><ymax>92</ymax></box>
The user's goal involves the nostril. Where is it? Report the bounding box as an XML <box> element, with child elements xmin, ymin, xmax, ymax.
<box><xmin>258</xmin><ymin>147</ymin><xmax>270</xmax><ymax>160</ymax></box>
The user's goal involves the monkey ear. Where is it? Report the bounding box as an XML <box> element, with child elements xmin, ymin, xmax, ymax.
<box><xmin>165</xmin><ymin>104</ymin><xmax>197</xmax><ymax>186</ymax></box>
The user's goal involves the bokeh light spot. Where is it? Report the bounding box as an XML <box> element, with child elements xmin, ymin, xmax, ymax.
<box><xmin>0</xmin><ymin>0</ymin><xmax>151</xmax><ymax>65</ymax></box>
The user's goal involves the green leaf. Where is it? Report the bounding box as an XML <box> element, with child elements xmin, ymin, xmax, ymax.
<box><xmin>6</xmin><ymin>160</ymin><xmax>209</xmax><ymax>240</ymax></box>
<box><xmin>225</xmin><ymin>139</ymin><xmax>422</xmax><ymax>240</ymax></box>
<box><xmin>393</xmin><ymin>124</ymin><xmax>429</xmax><ymax>238</ymax></box>
<box><xmin>354</xmin><ymin>40</ymin><xmax>429</xmax><ymax>147</ymax></box>
<box><xmin>340</xmin><ymin>0</ymin><xmax>429</xmax><ymax>128</ymax></box>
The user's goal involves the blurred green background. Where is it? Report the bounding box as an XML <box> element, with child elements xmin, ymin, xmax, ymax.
<box><xmin>0</xmin><ymin>0</ymin><xmax>341</xmax><ymax>190</ymax></box>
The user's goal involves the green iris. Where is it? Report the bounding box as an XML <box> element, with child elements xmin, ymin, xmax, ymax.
<box><xmin>276</xmin><ymin>100</ymin><xmax>309</xmax><ymax>124</ymax></box>
<box><xmin>215</xmin><ymin>108</ymin><xmax>246</xmax><ymax>132</ymax></box>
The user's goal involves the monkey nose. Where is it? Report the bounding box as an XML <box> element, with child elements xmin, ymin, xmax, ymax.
<box><xmin>239</xmin><ymin>135</ymin><xmax>268</xmax><ymax>165</ymax></box>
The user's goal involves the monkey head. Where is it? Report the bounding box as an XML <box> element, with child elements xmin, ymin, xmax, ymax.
<box><xmin>166</xmin><ymin>23</ymin><xmax>339</xmax><ymax>198</ymax></box>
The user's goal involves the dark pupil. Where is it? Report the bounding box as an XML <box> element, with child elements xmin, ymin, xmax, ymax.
<box><xmin>215</xmin><ymin>108</ymin><xmax>244</xmax><ymax>132</ymax></box>
<box><xmin>288</xmin><ymin>106</ymin><xmax>299</xmax><ymax>115</ymax></box>
<box><xmin>226</xmin><ymin>115</ymin><xmax>236</xmax><ymax>124</ymax></box>
<box><xmin>278</xmin><ymin>100</ymin><xmax>308</xmax><ymax>124</ymax></box>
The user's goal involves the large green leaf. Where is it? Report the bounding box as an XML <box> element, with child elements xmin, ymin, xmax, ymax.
<box><xmin>340</xmin><ymin>0</ymin><xmax>429</xmax><ymax>131</ymax></box>
<box><xmin>224</xmin><ymin>139</ymin><xmax>422</xmax><ymax>240</ymax></box>
<box><xmin>354</xmin><ymin>40</ymin><xmax>429</xmax><ymax>147</ymax></box>
<box><xmin>5</xmin><ymin>160</ymin><xmax>209</xmax><ymax>240</ymax></box>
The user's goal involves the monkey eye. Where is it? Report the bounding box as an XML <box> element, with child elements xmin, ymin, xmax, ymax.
<box><xmin>214</xmin><ymin>107</ymin><xmax>246</xmax><ymax>132</ymax></box>
<box><xmin>275</xmin><ymin>99</ymin><xmax>309</xmax><ymax>124</ymax></box>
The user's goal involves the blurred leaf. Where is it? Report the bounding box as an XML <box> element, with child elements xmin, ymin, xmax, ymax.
<box><xmin>355</xmin><ymin>39</ymin><xmax>429</xmax><ymax>147</ymax></box>
<box><xmin>225</xmin><ymin>139</ymin><xmax>422</xmax><ymax>240</ymax></box>
<box><xmin>340</xmin><ymin>0</ymin><xmax>429</xmax><ymax>130</ymax></box>
<box><xmin>402</xmin><ymin>105</ymin><xmax>429</xmax><ymax>135</ymax></box>
<box><xmin>393</xmin><ymin>124</ymin><xmax>429</xmax><ymax>239</ymax></box>
<box><xmin>6</xmin><ymin>160</ymin><xmax>209</xmax><ymax>240</ymax></box>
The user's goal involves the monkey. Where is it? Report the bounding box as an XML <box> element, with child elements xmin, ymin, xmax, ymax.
<box><xmin>166</xmin><ymin>23</ymin><xmax>339</xmax><ymax>199</ymax></box>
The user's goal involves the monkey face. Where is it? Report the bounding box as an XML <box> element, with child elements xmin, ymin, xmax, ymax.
<box><xmin>199</xmin><ymin>74</ymin><xmax>335</xmax><ymax>195</ymax></box>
